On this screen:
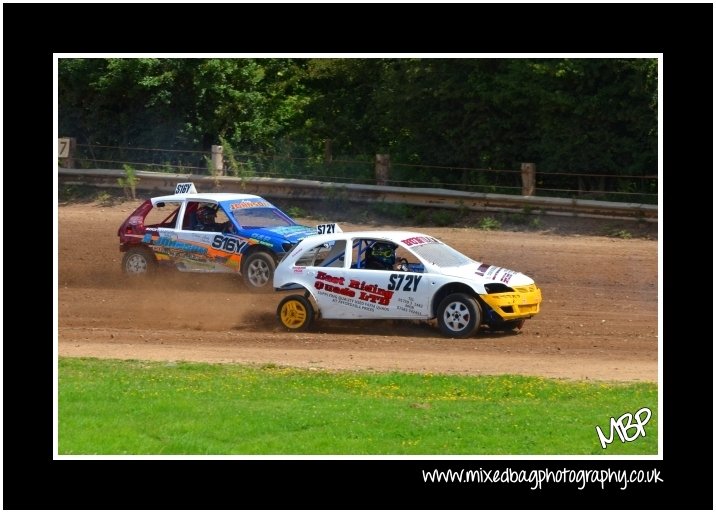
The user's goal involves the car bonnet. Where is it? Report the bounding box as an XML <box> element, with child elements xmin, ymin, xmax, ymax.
<box><xmin>439</xmin><ymin>262</ymin><xmax>536</xmax><ymax>287</ymax></box>
<box><xmin>249</xmin><ymin>225</ymin><xmax>318</xmax><ymax>244</ymax></box>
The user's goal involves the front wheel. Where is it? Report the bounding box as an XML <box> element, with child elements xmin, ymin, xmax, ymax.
<box><xmin>241</xmin><ymin>252</ymin><xmax>276</xmax><ymax>291</ymax></box>
<box><xmin>437</xmin><ymin>293</ymin><xmax>481</xmax><ymax>338</ymax></box>
<box><xmin>121</xmin><ymin>247</ymin><xmax>156</xmax><ymax>276</ymax></box>
<box><xmin>277</xmin><ymin>294</ymin><xmax>314</xmax><ymax>331</ymax></box>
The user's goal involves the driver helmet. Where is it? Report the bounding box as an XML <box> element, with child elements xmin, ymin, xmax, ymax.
<box><xmin>367</xmin><ymin>242</ymin><xmax>396</xmax><ymax>269</ymax></box>
<box><xmin>196</xmin><ymin>205</ymin><xmax>216</xmax><ymax>225</ymax></box>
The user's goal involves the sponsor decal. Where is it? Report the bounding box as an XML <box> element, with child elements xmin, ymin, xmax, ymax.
<box><xmin>500</xmin><ymin>271</ymin><xmax>515</xmax><ymax>284</ymax></box>
<box><xmin>249</xmin><ymin>233</ymin><xmax>272</xmax><ymax>242</ymax></box>
<box><xmin>395</xmin><ymin>295</ymin><xmax>425</xmax><ymax>316</ymax></box>
<box><xmin>143</xmin><ymin>235</ymin><xmax>208</xmax><ymax>254</ymax></box>
<box><xmin>230</xmin><ymin>200</ymin><xmax>272</xmax><ymax>210</ymax></box>
<box><xmin>401</xmin><ymin>235</ymin><xmax>440</xmax><ymax>247</ymax></box>
<box><xmin>144</xmin><ymin>232</ymin><xmax>160</xmax><ymax>242</ymax></box>
<box><xmin>475</xmin><ymin>263</ymin><xmax>491</xmax><ymax>276</ymax></box>
<box><xmin>481</xmin><ymin>264</ymin><xmax>518</xmax><ymax>284</ymax></box>
<box><xmin>314</xmin><ymin>271</ymin><xmax>394</xmax><ymax>306</ymax></box>
<box><xmin>248</xmin><ymin>238</ymin><xmax>273</xmax><ymax>248</ymax></box>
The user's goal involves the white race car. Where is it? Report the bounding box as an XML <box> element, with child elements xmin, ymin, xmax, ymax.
<box><xmin>273</xmin><ymin>226</ymin><xmax>542</xmax><ymax>338</ymax></box>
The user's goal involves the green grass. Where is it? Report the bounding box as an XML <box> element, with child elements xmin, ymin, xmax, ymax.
<box><xmin>59</xmin><ymin>357</ymin><xmax>658</xmax><ymax>456</ymax></box>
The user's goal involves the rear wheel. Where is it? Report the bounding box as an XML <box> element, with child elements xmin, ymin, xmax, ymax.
<box><xmin>277</xmin><ymin>294</ymin><xmax>314</xmax><ymax>331</ymax></box>
<box><xmin>121</xmin><ymin>247</ymin><xmax>156</xmax><ymax>275</ymax></box>
<box><xmin>242</xmin><ymin>252</ymin><xmax>275</xmax><ymax>291</ymax></box>
<box><xmin>437</xmin><ymin>293</ymin><xmax>481</xmax><ymax>338</ymax></box>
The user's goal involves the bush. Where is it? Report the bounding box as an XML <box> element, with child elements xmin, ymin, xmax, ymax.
<box><xmin>96</xmin><ymin>191</ymin><xmax>114</xmax><ymax>206</ymax></box>
<box><xmin>433</xmin><ymin>210</ymin><xmax>457</xmax><ymax>227</ymax></box>
<box><xmin>117</xmin><ymin>164</ymin><xmax>139</xmax><ymax>199</ymax></box>
<box><xmin>286</xmin><ymin>206</ymin><xmax>307</xmax><ymax>219</ymax></box>
<box><xmin>478</xmin><ymin>216</ymin><xmax>501</xmax><ymax>231</ymax></box>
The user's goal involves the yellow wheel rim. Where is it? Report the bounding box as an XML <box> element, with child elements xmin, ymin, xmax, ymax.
<box><xmin>280</xmin><ymin>299</ymin><xmax>307</xmax><ymax>329</ymax></box>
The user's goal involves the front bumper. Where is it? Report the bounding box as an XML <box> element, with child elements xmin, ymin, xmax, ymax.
<box><xmin>480</xmin><ymin>284</ymin><xmax>542</xmax><ymax>320</ymax></box>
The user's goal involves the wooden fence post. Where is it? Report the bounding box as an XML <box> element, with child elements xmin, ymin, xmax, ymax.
<box><xmin>58</xmin><ymin>137</ymin><xmax>76</xmax><ymax>168</ymax></box>
<box><xmin>211</xmin><ymin>145</ymin><xmax>224</xmax><ymax>176</ymax></box>
<box><xmin>324</xmin><ymin>139</ymin><xmax>333</xmax><ymax>165</ymax></box>
<box><xmin>521</xmin><ymin>162</ymin><xmax>536</xmax><ymax>196</ymax></box>
<box><xmin>375</xmin><ymin>154</ymin><xmax>390</xmax><ymax>185</ymax></box>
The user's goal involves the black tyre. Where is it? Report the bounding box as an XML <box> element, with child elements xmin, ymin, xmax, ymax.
<box><xmin>437</xmin><ymin>293</ymin><xmax>481</xmax><ymax>338</ymax></box>
<box><xmin>121</xmin><ymin>247</ymin><xmax>156</xmax><ymax>275</ymax></box>
<box><xmin>277</xmin><ymin>294</ymin><xmax>314</xmax><ymax>331</ymax></box>
<box><xmin>241</xmin><ymin>252</ymin><xmax>276</xmax><ymax>291</ymax></box>
<box><xmin>486</xmin><ymin>319</ymin><xmax>525</xmax><ymax>332</ymax></box>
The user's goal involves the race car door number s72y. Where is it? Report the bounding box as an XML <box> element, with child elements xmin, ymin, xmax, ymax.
<box><xmin>387</xmin><ymin>273</ymin><xmax>422</xmax><ymax>292</ymax></box>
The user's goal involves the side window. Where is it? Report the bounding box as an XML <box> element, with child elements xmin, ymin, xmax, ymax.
<box><xmin>214</xmin><ymin>208</ymin><xmax>230</xmax><ymax>226</ymax></box>
<box><xmin>352</xmin><ymin>239</ymin><xmax>399</xmax><ymax>271</ymax></box>
<box><xmin>295</xmin><ymin>240</ymin><xmax>346</xmax><ymax>267</ymax></box>
<box><xmin>351</xmin><ymin>239</ymin><xmax>372</xmax><ymax>269</ymax></box>
<box><xmin>182</xmin><ymin>201</ymin><xmax>226</xmax><ymax>231</ymax></box>
<box><xmin>395</xmin><ymin>247</ymin><xmax>411</xmax><ymax>263</ymax></box>
<box><xmin>182</xmin><ymin>202</ymin><xmax>201</xmax><ymax>230</ymax></box>
<box><xmin>318</xmin><ymin>240</ymin><xmax>346</xmax><ymax>268</ymax></box>
<box><xmin>145</xmin><ymin>202</ymin><xmax>181</xmax><ymax>229</ymax></box>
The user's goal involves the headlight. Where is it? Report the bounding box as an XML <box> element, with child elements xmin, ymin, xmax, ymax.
<box><xmin>484</xmin><ymin>283</ymin><xmax>514</xmax><ymax>294</ymax></box>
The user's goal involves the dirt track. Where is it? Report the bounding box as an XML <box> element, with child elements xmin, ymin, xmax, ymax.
<box><xmin>58</xmin><ymin>200</ymin><xmax>658</xmax><ymax>382</ymax></box>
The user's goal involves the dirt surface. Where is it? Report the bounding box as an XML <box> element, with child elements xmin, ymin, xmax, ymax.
<box><xmin>58</xmin><ymin>198</ymin><xmax>659</xmax><ymax>382</ymax></box>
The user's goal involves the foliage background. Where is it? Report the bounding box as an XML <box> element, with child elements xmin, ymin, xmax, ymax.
<box><xmin>58</xmin><ymin>57</ymin><xmax>658</xmax><ymax>187</ymax></box>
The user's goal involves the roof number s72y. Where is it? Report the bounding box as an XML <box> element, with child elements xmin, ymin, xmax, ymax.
<box><xmin>316</xmin><ymin>223</ymin><xmax>342</xmax><ymax>234</ymax></box>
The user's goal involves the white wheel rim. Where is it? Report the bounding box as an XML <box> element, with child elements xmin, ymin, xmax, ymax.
<box><xmin>443</xmin><ymin>301</ymin><xmax>471</xmax><ymax>332</ymax></box>
<box><xmin>126</xmin><ymin>254</ymin><xmax>147</xmax><ymax>273</ymax></box>
<box><xmin>247</xmin><ymin>259</ymin><xmax>270</xmax><ymax>287</ymax></box>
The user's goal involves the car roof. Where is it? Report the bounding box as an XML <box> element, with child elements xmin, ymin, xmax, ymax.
<box><xmin>151</xmin><ymin>192</ymin><xmax>266</xmax><ymax>204</ymax></box>
<box><xmin>296</xmin><ymin>230</ymin><xmax>441</xmax><ymax>247</ymax></box>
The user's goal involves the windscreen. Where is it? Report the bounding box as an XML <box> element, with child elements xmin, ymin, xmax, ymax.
<box><xmin>409</xmin><ymin>241</ymin><xmax>473</xmax><ymax>268</ymax></box>
<box><xmin>221</xmin><ymin>199</ymin><xmax>295</xmax><ymax>229</ymax></box>
<box><xmin>233</xmin><ymin>207</ymin><xmax>295</xmax><ymax>229</ymax></box>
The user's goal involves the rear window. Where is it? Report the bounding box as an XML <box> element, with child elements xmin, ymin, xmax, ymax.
<box><xmin>145</xmin><ymin>201</ymin><xmax>181</xmax><ymax>228</ymax></box>
<box><xmin>296</xmin><ymin>240</ymin><xmax>347</xmax><ymax>268</ymax></box>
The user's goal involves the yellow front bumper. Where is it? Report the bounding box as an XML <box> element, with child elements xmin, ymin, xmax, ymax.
<box><xmin>480</xmin><ymin>284</ymin><xmax>542</xmax><ymax>320</ymax></box>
